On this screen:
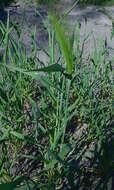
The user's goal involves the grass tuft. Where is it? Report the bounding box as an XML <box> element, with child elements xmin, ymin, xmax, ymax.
<box><xmin>0</xmin><ymin>2</ymin><xmax>113</xmax><ymax>190</ymax></box>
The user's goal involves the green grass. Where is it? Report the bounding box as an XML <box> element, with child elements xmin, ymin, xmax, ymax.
<box><xmin>25</xmin><ymin>0</ymin><xmax>114</xmax><ymax>6</ymax></box>
<box><xmin>0</xmin><ymin>0</ymin><xmax>114</xmax><ymax>8</ymax></box>
<box><xmin>79</xmin><ymin>0</ymin><xmax>114</xmax><ymax>6</ymax></box>
<box><xmin>0</xmin><ymin>2</ymin><xmax>114</xmax><ymax>190</ymax></box>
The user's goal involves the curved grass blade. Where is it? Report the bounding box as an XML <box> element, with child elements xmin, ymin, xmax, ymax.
<box><xmin>51</xmin><ymin>16</ymin><xmax>73</xmax><ymax>75</ymax></box>
<box><xmin>25</xmin><ymin>63</ymin><xmax>65</xmax><ymax>73</ymax></box>
<box><xmin>6</xmin><ymin>64</ymin><xmax>62</xmax><ymax>93</ymax></box>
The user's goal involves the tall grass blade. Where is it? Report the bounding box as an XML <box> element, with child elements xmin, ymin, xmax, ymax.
<box><xmin>51</xmin><ymin>16</ymin><xmax>73</xmax><ymax>75</ymax></box>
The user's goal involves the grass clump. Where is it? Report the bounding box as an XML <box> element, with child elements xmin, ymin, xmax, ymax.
<box><xmin>0</xmin><ymin>4</ymin><xmax>113</xmax><ymax>190</ymax></box>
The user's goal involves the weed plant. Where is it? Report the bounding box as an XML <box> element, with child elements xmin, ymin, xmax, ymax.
<box><xmin>0</xmin><ymin>4</ymin><xmax>113</xmax><ymax>190</ymax></box>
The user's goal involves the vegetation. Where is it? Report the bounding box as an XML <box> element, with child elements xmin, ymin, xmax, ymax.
<box><xmin>0</xmin><ymin>0</ymin><xmax>114</xmax><ymax>190</ymax></box>
<box><xmin>79</xmin><ymin>0</ymin><xmax>114</xmax><ymax>5</ymax></box>
<box><xmin>1</xmin><ymin>0</ymin><xmax>114</xmax><ymax>7</ymax></box>
<box><xmin>24</xmin><ymin>0</ymin><xmax>114</xmax><ymax>6</ymax></box>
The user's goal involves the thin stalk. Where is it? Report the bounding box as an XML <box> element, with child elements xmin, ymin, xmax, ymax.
<box><xmin>61</xmin><ymin>79</ymin><xmax>71</xmax><ymax>144</ymax></box>
<box><xmin>62</xmin><ymin>0</ymin><xmax>80</xmax><ymax>19</ymax></box>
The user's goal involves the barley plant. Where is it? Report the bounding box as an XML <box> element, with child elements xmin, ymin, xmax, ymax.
<box><xmin>0</xmin><ymin>1</ymin><xmax>113</xmax><ymax>190</ymax></box>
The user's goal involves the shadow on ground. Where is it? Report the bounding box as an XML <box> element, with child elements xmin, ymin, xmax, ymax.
<box><xmin>0</xmin><ymin>9</ymin><xmax>8</xmax><ymax>23</ymax></box>
<box><xmin>0</xmin><ymin>0</ymin><xmax>15</xmax><ymax>22</ymax></box>
<box><xmin>0</xmin><ymin>0</ymin><xmax>14</xmax><ymax>7</ymax></box>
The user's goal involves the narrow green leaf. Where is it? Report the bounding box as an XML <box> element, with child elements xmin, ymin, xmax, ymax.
<box><xmin>52</xmin><ymin>129</ymin><xmax>63</xmax><ymax>150</ymax></box>
<box><xmin>10</xmin><ymin>131</ymin><xmax>24</xmax><ymax>140</ymax></box>
<box><xmin>17</xmin><ymin>154</ymin><xmax>43</xmax><ymax>161</ymax></box>
<box><xmin>6</xmin><ymin>65</ymin><xmax>62</xmax><ymax>92</ymax></box>
<box><xmin>51</xmin><ymin>16</ymin><xmax>73</xmax><ymax>75</ymax></box>
<box><xmin>0</xmin><ymin>176</ymin><xmax>27</xmax><ymax>190</ymax></box>
<box><xmin>10</xmin><ymin>131</ymin><xmax>37</xmax><ymax>145</ymax></box>
<box><xmin>26</xmin><ymin>63</ymin><xmax>65</xmax><ymax>73</ymax></box>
